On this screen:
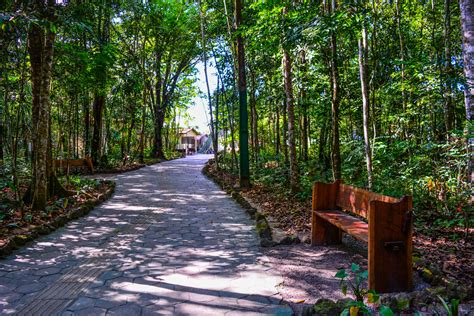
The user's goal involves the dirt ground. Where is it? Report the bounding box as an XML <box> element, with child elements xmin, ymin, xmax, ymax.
<box><xmin>262</xmin><ymin>235</ymin><xmax>433</xmax><ymax>315</ymax></box>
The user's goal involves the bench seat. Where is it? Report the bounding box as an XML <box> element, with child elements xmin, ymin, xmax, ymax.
<box><xmin>314</xmin><ymin>210</ymin><xmax>368</xmax><ymax>243</ymax></box>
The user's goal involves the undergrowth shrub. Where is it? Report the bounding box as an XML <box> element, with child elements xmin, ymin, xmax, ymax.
<box><xmin>216</xmin><ymin>134</ymin><xmax>471</xmax><ymax>238</ymax></box>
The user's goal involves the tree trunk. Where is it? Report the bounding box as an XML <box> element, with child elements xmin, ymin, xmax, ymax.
<box><xmin>139</xmin><ymin>100</ymin><xmax>145</xmax><ymax>164</ymax></box>
<box><xmin>91</xmin><ymin>94</ymin><xmax>105</xmax><ymax>166</ymax></box>
<box><xmin>126</xmin><ymin>112</ymin><xmax>135</xmax><ymax>160</ymax></box>
<box><xmin>330</xmin><ymin>0</ymin><xmax>341</xmax><ymax>180</ymax></box>
<box><xmin>199</xmin><ymin>0</ymin><xmax>218</xmax><ymax>166</ymax></box>
<box><xmin>0</xmin><ymin>78</ymin><xmax>6</xmax><ymax>164</ymax></box>
<box><xmin>249</xmin><ymin>68</ymin><xmax>259</xmax><ymax>164</ymax></box>
<box><xmin>318</xmin><ymin>118</ymin><xmax>328</xmax><ymax>174</ymax></box>
<box><xmin>358</xmin><ymin>22</ymin><xmax>373</xmax><ymax>189</ymax></box>
<box><xmin>283</xmin><ymin>99</ymin><xmax>288</xmax><ymax>164</ymax></box>
<box><xmin>460</xmin><ymin>0</ymin><xmax>474</xmax><ymax>184</ymax></box>
<box><xmin>28</xmin><ymin>22</ymin><xmax>48</xmax><ymax>211</ymax></box>
<box><xmin>444</xmin><ymin>0</ymin><xmax>454</xmax><ymax>135</ymax></box>
<box><xmin>396</xmin><ymin>0</ymin><xmax>407</xmax><ymax>139</ymax></box>
<box><xmin>227</xmin><ymin>97</ymin><xmax>238</xmax><ymax>171</ymax></box>
<box><xmin>282</xmin><ymin>7</ymin><xmax>299</xmax><ymax>193</ymax></box>
<box><xmin>300</xmin><ymin>50</ymin><xmax>309</xmax><ymax>162</ymax></box>
<box><xmin>276</xmin><ymin>99</ymin><xmax>281</xmax><ymax>156</ymax></box>
<box><xmin>27</xmin><ymin>1</ymin><xmax>67</xmax><ymax>211</ymax></box>
<box><xmin>0</xmin><ymin>29</ymin><xmax>6</xmax><ymax>165</ymax></box>
<box><xmin>214</xmin><ymin>83</ymin><xmax>220</xmax><ymax>157</ymax></box>
<box><xmin>83</xmin><ymin>94</ymin><xmax>90</xmax><ymax>157</ymax></box>
<box><xmin>139</xmin><ymin>40</ymin><xmax>148</xmax><ymax>164</ymax></box>
<box><xmin>152</xmin><ymin>111</ymin><xmax>166</xmax><ymax>160</ymax></box>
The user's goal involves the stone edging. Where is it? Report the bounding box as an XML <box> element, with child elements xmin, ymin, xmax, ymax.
<box><xmin>0</xmin><ymin>180</ymin><xmax>116</xmax><ymax>258</ymax></box>
<box><xmin>202</xmin><ymin>162</ymin><xmax>275</xmax><ymax>247</ymax></box>
<box><xmin>203</xmin><ymin>162</ymin><xmax>472</xmax><ymax>313</ymax></box>
<box><xmin>94</xmin><ymin>157</ymin><xmax>182</xmax><ymax>175</ymax></box>
<box><xmin>95</xmin><ymin>164</ymin><xmax>148</xmax><ymax>174</ymax></box>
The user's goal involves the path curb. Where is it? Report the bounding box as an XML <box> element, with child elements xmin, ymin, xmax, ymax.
<box><xmin>0</xmin><ymin>180</ymin><xmax>116</xmax><ymax>258</ymax></box>
<box><xmin>202</xmin><ymin>161</ymin><xmax>275</xmax><ymax>247</ymax></box>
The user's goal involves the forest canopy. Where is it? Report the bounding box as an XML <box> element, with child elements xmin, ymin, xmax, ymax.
<box><xmin>0</xmin><ymin>0</ymin><xmax>472</xmax><ymax>240</ymax></box>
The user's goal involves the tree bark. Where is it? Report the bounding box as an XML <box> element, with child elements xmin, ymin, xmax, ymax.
<box><xmin>358</xmin><ymin>22</ymin><xmax>373</xmax><ymax>189</ymax></box>
<box><xmin>460</xmin><ymin>0</ymin><xmax>474</xmax><ymax>184</ymax></box>
<box><xmin>283</xmin><ymin>99</ymin><xmax>288</xmax><ymax>164</ymax></box>
<box><xmin>27</xmin><ymin>0</ymin><xmax>67</xmax><ymax>211</ymax></box>
<box><xmin>91</xmin><ymin>94</ymin><xmax>105</xmax><ymax>165</ymax></box>
<box><xmin>396</xmin><ymin>0</ymin><xmax>407</xmax><ymax>139</ymax></box>
<box><xmin>152</xmin><ymin>110</ymin><xmax>165</xmax><ymax>159</ymax></box>
<box><xmin>91</xmin><ymin>1</ymin><xmax>110</xmax><ymax>165</ymax></box>
<box><xmin>126</xmin><ymin>110</ymin><xmax>135</xmax><ymax>160</ymax></box>
<box><xmin>199</xmin><ymin>0</ymin><xmax>218</xmax><ymax>166</ymax></box>
<box><xmin>28</xmin><ymin>21</ymin><xmax>48</xmax><ymax>211</ymax></box>
<box><xmin>329</xmin><ymin>0</ymin><xmax>341</xmax><ymax>180</ymax></box>
<box><xmin>0</xmin><ymin>79</ymin><xmax>5</xmax><ymax>164</ymax></box>
<box><xmin>282</xmin><ymin>6</ymin><xmax>299</xmax><ymax>193</ymax></box>
<box><xmin>249</xmin><ymin>68</ymin><xmax>259</xmax><ymax>164</ymax></box>
<box><xmin>444</xmin><ymin>0</ymin><xmax>454</xmax><ymax>134</ymax></box>
<box><xmin>275</xmin><ymin>98</ymin><xmax>281</xmax><ymax>156</ymax></box>
<box><xmin>318</xmin><ymin>118</ymin><xmax>329</xmax><ymax>173</ymax></box>
<box><xmin>139</xmin><ymin>88</ymin><xmax>146</xmax><ymax>163</ymax></box>
<box><xmin>300</xmin><ymin>50</ymin><xmax>309</xmax><ymax>162</ymax></box>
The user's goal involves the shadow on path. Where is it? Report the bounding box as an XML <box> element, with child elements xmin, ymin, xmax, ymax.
<box><xmin>0</xmin><ymin>155</ymin><xmax>293</xmax><ymax>315</ymax></box>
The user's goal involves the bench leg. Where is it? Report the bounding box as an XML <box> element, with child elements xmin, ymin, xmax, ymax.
<box><xmin>311</xmin><ymin>212</ymin><xmax>342</xmax><ymax>245</ymax></box>
<box><xmin>369</xmin><ymin>200</ymin><xmax>413</xmax><ymax>293</ymax></box>
<box><xmin>369</xmin><ymin>239</ymin><xmax>412</xmax><ymax>293</ymax></box>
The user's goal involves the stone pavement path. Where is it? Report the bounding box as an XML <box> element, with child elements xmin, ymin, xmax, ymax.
<box><xmin>0</xmin><ymin>155</ymin><xmax>293</xmax><ymax>315</ymax></box>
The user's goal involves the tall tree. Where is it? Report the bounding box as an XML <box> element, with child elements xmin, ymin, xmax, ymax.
<box><xmin>27</xmin><ymin>0</ymin><xmax>67</xmax><ymax>211</ymax></box>
<box><xmin>329</xmin><ymin>0</ymin><xmax>341</xmax><ymax>180</ymax></box>
<box><xmin>199</xmin><ymin>0</ymin><xmax>218</xmax><ymax>166</ymax></box>
<box><xmin>234</xmin><ymin>0</ymin><xmax>250</xmax><ymax>188</ymax></box>
<box><xmin>282</xmin><ymin>6</ymin><xmax>299</xmax><ymax>193</ymax></box>
<box><xmin>460</xmin><ymin>0</ymin><xmax>474</xmax><ymax>184</ymax></box>
<box><xmin>358</xmin><ymin>12</ymin><xmax>373</xmax><ymax>189</ymax></box>
<box><xmin>444</xmin><ymin>0</ymin><xmax>454</xmax><ymax>134</ymax></box>
<box><xmin>300</xmin><ymin>49</ymin><xmax>309</xmax><ymax>162</ymax></box>
<box><xmin>148</xmin><ymin>1</ymin><xmax>198</xmax><ymax>159</ymax></box>
<box><xmin>91</xmin><ymin>1</ymin><xmax>112</xmax><ymax>166</ymax></box>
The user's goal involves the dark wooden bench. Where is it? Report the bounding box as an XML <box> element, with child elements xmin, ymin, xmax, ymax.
<box><xmin>54</xmin><ymin>158</ymin><xmax>94</xmax><ymax>174</ymax></box>
<box><xmin>311</xmin><ymin>180</ymin><xmax>413</xmax><ymax>293</ymax></box>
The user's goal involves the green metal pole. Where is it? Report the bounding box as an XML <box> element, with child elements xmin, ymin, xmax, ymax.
<box><xmin>235</xmin><ymin>0</ymin><xmax>250</xmax><ymax>188</ymax></box>
<box><xmin>239</xmin><ymin>87</ymin><xmax>250</xmax><ymax>188</ymax></box>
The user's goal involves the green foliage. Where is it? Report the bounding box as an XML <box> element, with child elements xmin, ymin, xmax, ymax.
<box><xmin>1</xmin><ymin>0</ymin><xmax>470</xmax><ymax>245</ymax></box>
<box><xmin>219</xmin><ymin>131</ymin><xmax>470</xmax><ymax>238</ymax></box>
<box><xmin>370</xmin><ymin>137</ymin><xmax>471</xmax><ymax>237</ymax></box>
<box><xmin>23</xmin><ymin>214</ymin><xmax>32</xmax><ymax>223</ymax></box>
<box><xmin>163</xmin><ymin>150</ymin><xmax>183</xmax><ymax>161</ymax></box>
<box><xmin>335</xmin><ymin>263</ymin><xmax>368</xmax><ymax>302</ymax></box>
<box><xmin>336</xmin><ymin>264</ymin><xmax>393</xmax><ymax>316</ymax></box>
<box><xmin>438</xmin><ymin>295</ymin><xmax>460</xmax><ymax>316</ymax></box>
<box><xmin>66</xmin><ymin>176</ymin><xmax>101</xmax><ymax>192</ymax></box>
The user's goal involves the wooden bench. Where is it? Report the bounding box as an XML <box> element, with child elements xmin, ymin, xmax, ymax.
<box><xmin>311</xmin><ymin>180</ymin><xmax>413</xmax><ymax>293</ymax></box>
<box><xmin>53</xmin><ymin>158</ymin><xmax>94</xmax><ymax>174</ymax></box>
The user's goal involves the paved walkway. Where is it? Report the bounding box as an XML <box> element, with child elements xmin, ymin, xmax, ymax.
<box><xmin>0</xmin><ymin>155</ymin><xmax>293</xmax><ymax>315</ymax></box>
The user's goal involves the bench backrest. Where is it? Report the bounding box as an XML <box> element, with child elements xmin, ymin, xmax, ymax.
<box><xmin>312</xmin><ymin>180</ymin><xmax>411</xmax><ymax>220</ymax></box>
<box><xmin>336</xmin><ymin>184</ymin><xmax>399</xmax><ymax>219</ymax></box>
<box><xmin>53</xmin><ymin>158</ymin><xmax>94</xmax><ymax>173</ymax></box>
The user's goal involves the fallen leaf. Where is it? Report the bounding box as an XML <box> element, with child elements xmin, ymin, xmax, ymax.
<box><xmin>292</xmin><ymin>299</ymin><xmax>305</xmax><ymax>304</ymax></box>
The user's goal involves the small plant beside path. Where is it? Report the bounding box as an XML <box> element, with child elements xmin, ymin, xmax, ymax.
<box><xmin>0</xmin><ymin>176</ymin><xmax>115</xmax><ymax>257</ymax></box>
